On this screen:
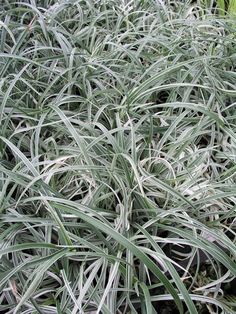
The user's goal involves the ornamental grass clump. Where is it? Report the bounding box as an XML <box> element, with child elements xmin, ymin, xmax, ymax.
<box><xmin>0</xmin><ymin>1</ymin><xmax>236</xmax><ymax>313</ymax></box>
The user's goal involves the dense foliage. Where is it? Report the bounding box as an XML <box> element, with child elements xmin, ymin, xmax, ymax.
<box><xmin>0</xmin><ymin>0</ymin><xmax>236</xmax><ymax>313</ymax></box>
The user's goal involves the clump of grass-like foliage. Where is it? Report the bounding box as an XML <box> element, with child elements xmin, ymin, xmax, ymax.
<box><xmin>0</xmin><ymin>0</ymin><xmax>236</xmax><ymax>313</ymax></box>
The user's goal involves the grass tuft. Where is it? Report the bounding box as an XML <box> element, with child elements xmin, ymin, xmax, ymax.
<box><xmin>0</xmin><ymin>0</ymin><xmax>236</xmax><ymax>313</ymax></box>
